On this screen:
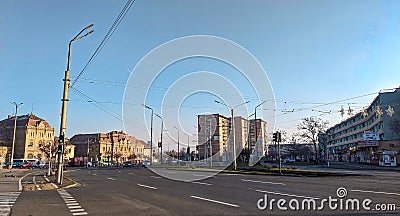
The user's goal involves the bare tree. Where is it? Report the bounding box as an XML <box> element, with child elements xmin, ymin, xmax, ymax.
<box><xmin>297</xmin><ymin>117</ymin><xmax>328</xmax><ymax>163</ymax></box>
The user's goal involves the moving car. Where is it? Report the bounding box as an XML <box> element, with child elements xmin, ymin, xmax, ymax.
<box><xmin>122</xmin><ymin>161</ymin><xmax>133</xmax><ymax>168</ymax></box>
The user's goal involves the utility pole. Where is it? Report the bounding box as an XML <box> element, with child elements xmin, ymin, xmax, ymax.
<box><xmin>47</xmin><ymin>141</ymin><xmax>53</xmax><ymax>176</ymax></box>
<box><xmin>187</xmin><ymin>134</ymin><xmax>190</xmax><ymax>162</ymax></box>
<box><xmin>144</xmin><ymin>105</ymin><xmax>154</xmax><ymax>164</ymax></box>
<box><xmin>273</xmin><ymin>131</ymin><xmax>282</xmax><ymax>174</ymax></box>
<box><xmin>10</xmin><ymin>102</ymin><xmax>23</xmax><ymax>169</ymax></box>
<box><xmin>174</xmin><ymin>126</ymin><xmax>180</xmax><ymax>161</ymax></box>
<box><xmin>57</xmin><ymin>24</ymin><xmax>93</xmax><ymax>185</ymax></box>
<box><xmin>254</xmin><ymin>100</ymin><xmax>267</xmax><ymax>164</ymax></box>
<box><xmin>155</xmin><ymin>113</ymin><xmax>163</xmax><ymax>164</ymax></box>
<box><xmin>215</xmin><ymin>100</ymin><xmax>250</xmax><ymax>170</ymax></box>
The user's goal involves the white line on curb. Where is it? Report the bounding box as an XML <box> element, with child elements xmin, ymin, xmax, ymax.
<box><xmin>19</xmin><ymin>173</ymin><xmax>31</xmax><ymax>191</ymax></box>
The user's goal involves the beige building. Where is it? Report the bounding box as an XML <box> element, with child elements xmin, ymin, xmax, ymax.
<box><xmin>248</xmin><ymin>119</ymin><xmax>268</xmax><ymax>160</ymax></box>
<box><xmin>197</xmin><ymin>114</ymin><xmax>231</xmax><ymax>162</ymax></box>
<box><xmin>0</xmin><ymin>114</ymin><xmax>55</xmax><ymax>160</ymax></box>
<box><xmin>69</xmin><ymin>131</ymin><xmax>146</xmax><ymax>164</ymax></box>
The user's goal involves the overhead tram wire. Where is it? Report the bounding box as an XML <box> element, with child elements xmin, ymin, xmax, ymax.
<box><xmin>69</xmin><ymin>86</ymin><xmax>147</xmax><ymax>130</ymax></box>
<box><xmin>70</xmin><ymin>0</ymin><xmax>135</xmax><ymax>87</ymax></box>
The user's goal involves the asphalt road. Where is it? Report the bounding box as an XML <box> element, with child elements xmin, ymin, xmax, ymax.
<box><xmin>6</xmin><ymin>167</ymin><xmax>400</xmax><ymax>215</ymax></box>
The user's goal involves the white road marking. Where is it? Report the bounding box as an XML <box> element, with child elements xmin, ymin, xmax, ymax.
<box><xmin>107</xmin><ymin>177</ymin><xmax>116</xmax><ymax>181</ymax></box>
<box><xmin>92</xmin><ymin>174</ymin><xmax>97</xmax><ymax>176</ymax></box>
<box><xmin>33</xmin><ymin>176</ymin><xmax>42</xmax><ymax>191</ymax></box>
<box><xmin>349</xmin><ymin>189</ymin><xmax>400</xmax><ymax>196</ymax></box>
<box><xmin>150</xmin><ymin>176</ymin><xmax>162</xmax><ymax>179</ymax></box>
<box><xmin>222</xmin><ymin>173</ymin><xmax>242</xmax><ymax>176</ymax></box>
<box><xmin>190</xmin><ymin>196</ymin><xmax>239</xmax><ymax>208</ymax></box>
<box><xmin>191</xmin><ymin>182</ymin><xmax>212</xmax><ymax>186</ymax></box>
<box><xmin>0</xmin><ymin>192</ymin><xmax>21</xmax><ymax>215</ymax></box>
<box><xmin>137</xmin><ymin>184</ymin><xmax>157</xmax><ymax>190</ymax></box>
<box><xmin>70</xmin><ymin>209</ymin><xmax>85</xmax><ymax>212</ymax></box>
<box><xmin>67</xmin><ymin>203</ymin><xmax>79</xmax><ymax>206</ymax></box>
<box><xmin>241</xmin><ymin>179</ymin><xmax>286</xmax><ymax>185</ymax></box>
<box><xmin>57</xmin><ymin>189</ymin><xmax>88</xmax><ymax>215</ymax></box>
<box><xmin>72</xmin><ymin>212</ymin><xmax>88</xmax><ymax>216</ymax></box>
<box><xmin>128</xmin><ymin>173</ymin><xmax>134</xmax><ymax>175</ymax></box>
<box><xmin>255</xmin><ymin>189</ymin><xmax>320</xmax><ymax>200</ymax></box>
<box><xmin>19</xmin><ymin>173</ymin><xmax>31</xmax><ymax>191</ymax></box>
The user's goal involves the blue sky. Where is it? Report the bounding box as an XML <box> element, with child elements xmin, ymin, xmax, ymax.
<box><xmin>1</xmin><ymin>0</ymin><xmax>400</xmax><ymax>148</ymax></box>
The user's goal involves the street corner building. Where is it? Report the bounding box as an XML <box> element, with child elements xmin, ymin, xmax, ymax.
<box><xmin>325</xmin><ymin>87</ymin><xmax>400</xmax><ymax>166</ymax></box>
<box><xmin>69</xmin><ymin>131</ymin><xmax>148</xmax><ymax>166</ymax></box>
<box><xmin>0</xmin><ymin>113</ymin><xmax>55</xmax><ymax>162</ymax></box>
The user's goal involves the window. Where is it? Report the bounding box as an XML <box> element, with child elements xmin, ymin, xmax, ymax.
<box><xmin>28</xmin><ymin>142</ymin><xmax>34</xmax><ymax>147</ymax></box>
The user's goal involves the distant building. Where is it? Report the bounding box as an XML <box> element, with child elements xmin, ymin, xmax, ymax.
<box><xmin>197</xmin><ymin>114</ymin><xmax>230</xmax><ymax>162</ymax></box>
<box><xmin>0</xmin><ymin>114</ymin><xmax>55</xmax><ymax>160</ymax></box>
<box><xmin>248</xmin><ymin>119</ymin><xmax>268</xmax><ymax>160</ymax></box>
<box><xmin>197</xmin><ymin>114</ymin><xmax>268</xmax><ymax>163</ymax></box>
<box><xmin>326</xmin><ymin>87</ymin><xmax>400</xmax><ymax>165</ymax></box>
<box><xmin>69</xmin><ymin>131</ymin><xmax>146</xmax><ymax>164</ymax></box>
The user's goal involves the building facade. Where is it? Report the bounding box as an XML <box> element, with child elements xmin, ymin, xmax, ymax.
<box><xmin>69</xmin><ymin>131</ymin><xmax>146</xmax><ymax>164</ymax></box>
<box><xmin>197</xmin><ymin>114</ymin><xmax>268</xmax><ymax>164</ymax></box>
<box><xmin>197</xmin><ymin>114</ymin><xmax>230</xmax><ymax>162</ymax></box>
<box><xmin>326</xmin><ymin>87</ymin><xmax>400</xmax><ymax>165</ymax></box>
<box><xmin>248</xmin><ymin>119</ymin><xmax>268</xmax><ymax>160</ymax></box>
<box><xmin>0</xmin><ymin>114</ymin><xmax>55</xmax><ymax>160</ymax></box>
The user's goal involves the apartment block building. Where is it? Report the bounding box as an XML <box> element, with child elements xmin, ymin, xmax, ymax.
<box><xmin>326</xmin><ymin>87</ymin><xmax>400</xmax><ymax>164</ymax></box>
<box><xmin>197</xmin><ymin>114</ymin><xmax>230</xmax><ymax>162</ymax></box>
<box><xmin>248</xmin><ymin>119</ymin><xmax>268</xmax><ymax>162</ymax></box>
<box><xmin>197</xmin><ymin>114</ymin><xmax>267</xmax><ymax>163</ymax></box>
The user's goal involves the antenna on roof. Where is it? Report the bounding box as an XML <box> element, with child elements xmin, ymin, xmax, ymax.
<box><xmin>31</xmin><ymin>103</ymin><xmax>34</xmax><ymax>114</ymax></box>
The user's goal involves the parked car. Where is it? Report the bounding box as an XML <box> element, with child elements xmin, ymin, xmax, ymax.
<box><xmin>20</xmin><ymin>161</ymin><xmax>32</xmax><ymax>168</ymax></box>
<box><xmin>283</xmin><ymin>158</ymin><xmax>296</xmax><ymax>163</ymax></box>
<box><xmin>122</xmin><ymin>161</ymin><xmax>133</xmax><ymax>168</ymax></box>
<box><xmin>142</xmin><ymin>160</ymin><xmax>151</xmax><ymax>167</ymax></box>
<box><xmin>12</xmin><ymin>159</ymin><xmax>25</xmax><ymax>168</ymax></box>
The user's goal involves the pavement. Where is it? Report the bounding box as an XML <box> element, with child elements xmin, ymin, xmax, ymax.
<box><xmin>2</xmin><ymin>166</ymin><xmax>400</xmax><ymax>215</ymax></box>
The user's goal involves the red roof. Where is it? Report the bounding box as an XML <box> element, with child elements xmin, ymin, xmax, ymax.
<box><xmin>0</xmin><ymin>114</ymin><xmax>53</xmax><ymax>128</ymax></box>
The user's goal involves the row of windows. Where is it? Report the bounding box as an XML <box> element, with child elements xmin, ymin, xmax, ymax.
<box><xmin>29</xmin><ymin>131</ymin><xmax>52</xmax><ymax>138</ymax></box>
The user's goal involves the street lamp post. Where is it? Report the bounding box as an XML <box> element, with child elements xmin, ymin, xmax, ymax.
<box><xmin>247</xmin><ymin>113</ymin><xmax>255</xmax><ymax>163</ymax></box>
<box><xmin>215</xmin><ymin>100</ymin><xmax>250</xmax><ymax>170</ymax></box>
<box><xmin>154</xmin><ymin>113</ymin><xmax>163</xmax><ymax>164</ymax></box>
<box><xmin>57</xmin><ymin>24</ymin><xmax>94</xmax><ymax>185</ymax></box>
<box><xmin>144</xmin><ymin>105</ymin><xmax>154</xmax><ymax>164</ymax></box>
<box><xmin>173</xmin><ymin>126</ymin><xmax>180</xmax><ymax>161</ymax></box>
<box><xmin>254</xmin><ymin>100</ymin><xmax>267</xmax><ymax>162</ymax></box>
<box><xmin>47</xmin><ymin>141</ymin><xmax>53</xmax><ymax>176</ymax></box>
<box><xmin>10</xmin><ymin>102</ymin><xmax>23</xmax><ymax>170</ymax></box>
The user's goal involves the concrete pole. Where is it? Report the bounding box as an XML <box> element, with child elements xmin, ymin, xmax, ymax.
<box><xmin>10</xmin><ymin>102</ymin><xmax>23</xmax><ymax>169</ymax></box>
<box><xmin>231</xmin><ymin>109</ymin><xmax>237</xmax><ymax>170</ymax></box>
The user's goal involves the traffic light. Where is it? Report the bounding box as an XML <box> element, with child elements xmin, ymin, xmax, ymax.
<box><xmin>59</xmin><ymin>134</ymin><xmax>64</xmax><ymax>144</ymax></box>
<box><xmin>273</xmin><ymin>132</ymin><xmax>277</xmax><ymax>142</ymax></box>
<box><xmin>277</xmin><ymin>132</ymin><xmax>282</xmax><ymax>143</ymax></box>
<box><xmin>57</xmin><ymin>144</ymin><xmax>63</xmax><ymax>154</ymax></box>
